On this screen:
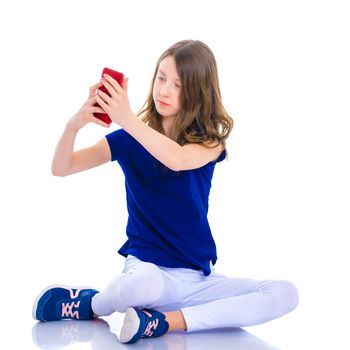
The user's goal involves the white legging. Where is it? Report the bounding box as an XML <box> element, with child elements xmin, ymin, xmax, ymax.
<box><xmin>91</xmin><ymin>255</ymin><xmax>299</xmax><ymax>332</ymax></box>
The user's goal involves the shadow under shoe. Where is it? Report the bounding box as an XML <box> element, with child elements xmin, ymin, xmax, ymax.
<box><xmin>32</xmin><ymin>318</ymin><xmax>119</xmax><ymax>350</ymax></box>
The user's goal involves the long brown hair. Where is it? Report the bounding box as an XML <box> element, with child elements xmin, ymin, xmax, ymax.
<box><xmin>138</xmin><ymin>40</ymin><xmax>233</xmax><ymax>147</ymax></box>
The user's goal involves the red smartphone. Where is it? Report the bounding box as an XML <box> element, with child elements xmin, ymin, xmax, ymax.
<box><xmin>94</xmin><ymin>67</ymin><xmax>125</xmax><ymax>124</ymax></box>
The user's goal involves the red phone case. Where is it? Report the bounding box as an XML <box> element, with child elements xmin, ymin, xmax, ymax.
<box><xmin>94</xmin><ymin>67</ymin><xmax>125</xmax><ymax>124</ymax></box>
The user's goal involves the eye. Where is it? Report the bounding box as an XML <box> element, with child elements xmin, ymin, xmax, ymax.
<box><xmin>175</xmin><ymin>83</ymin><xmax>181</xmax><ymax>89</ymax></box>
<box><xmin>157</xmin><ymin>76</ymin><xmax>165</xmax><ymax>81</ymax></box>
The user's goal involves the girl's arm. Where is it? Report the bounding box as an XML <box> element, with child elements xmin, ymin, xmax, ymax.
<box><xmin>122</xmin><ymin>117</ymin><xmax>224</xmax><ymax>171</ymax></box>
<box><xmin>95</xmin><ymin>75</ymin><xmax>224</xmax><ymax>171</ymax></box>
<box><xmin>51</xmin><ymin>126</ymin><xmax>111</xmax><ymax>176</ymax></box>
<box><xmin>52</xmin><ymin>82</ymin><xmax>112</xmax><ymax>177</ymax></box>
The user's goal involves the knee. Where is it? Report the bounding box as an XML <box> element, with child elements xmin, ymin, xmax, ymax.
<box><xmin>135</xmin><ymin>263</ymin><xmax>165</xmax><ymax>300</ymax></box>
<box><xmin>119</xmin><ymin>262</ymin><xmax>164</xmax><ymax>307</ymax></box>
<box><xmin>274</xmin><ymin>280</ymin><xmax>299</xmax><ymax>313</ymax></box>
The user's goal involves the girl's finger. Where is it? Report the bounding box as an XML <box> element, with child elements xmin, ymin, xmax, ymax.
<box><xmin>95</xmin><ymin>94</ymin><xmax>110</xmax><ymax>112</ymax></box>
<box><xmin>122</xmin><ymin>77</ymin><xmax>129</xmax><ymax>93</ymax></box>
<box><xmin>100</xmin><ymin>77</ymin><xmax>118</xmax><ymax>97</ymax></box>
<box><xmin>88</xmin><ymin>82</ymin><xmax>103</xmax><ymax>98</ymax></box>
<box><xmin>89</xmin><ymin>106</ymin><xmax>106</xmax><ymax>114</ymax></box>
<box><xmin>103</xmin><ymin>74</ymin><xmax>123</xmax><ymax>94</ymax></box>
<box><xmin>86</xmin><ymin>94</ymin><xmax>105</xmax><ymax>107</ymax></box>
<box><xmin>96</xmin><ymin>89</ymin><xmax>113</xmax><ymax>105</ymax></box>
<box><xmin>87</xmin><ymin>95</ymin><xmax>101</xmax><ymax>105</ymax></box>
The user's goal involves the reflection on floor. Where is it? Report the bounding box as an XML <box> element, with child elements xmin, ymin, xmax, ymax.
<box><xmin>32</xmin><ymin>318</ymin><xmax>280</xmax><ymax>350</ymax></box>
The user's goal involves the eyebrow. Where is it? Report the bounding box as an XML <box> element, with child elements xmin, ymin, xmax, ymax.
<box><xmin>158</xmin><ymin>69</ymin><xmax>181</xmax><ymax>82</ymax></box>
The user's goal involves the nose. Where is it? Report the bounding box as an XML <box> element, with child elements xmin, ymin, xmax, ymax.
<box><xmin>159</xmin><ymin>83</ymin><xmax>171</xmax><ymax>97</ymax></box>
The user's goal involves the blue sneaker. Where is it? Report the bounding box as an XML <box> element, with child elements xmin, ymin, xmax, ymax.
<box><xmin>119</xmin><ymin>307</ymin><xmax>169</xmax><ymax>344</ymax></box>
<box><xmin>33</xmin><ymin>285</ymin><xmax>99</xmax><ymax>322</ymax></box>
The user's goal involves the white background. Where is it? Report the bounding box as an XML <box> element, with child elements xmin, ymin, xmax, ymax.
<box><xmin>0</xmin><ymin>0</ymin><xmax>349</xmax><ymax>349</ymax></box>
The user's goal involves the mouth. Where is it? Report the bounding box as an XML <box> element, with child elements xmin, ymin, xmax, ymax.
<box><xmin>158</xmin><ymin>100</ymin><xmax>171</xmax><ymax>107</ymax></box>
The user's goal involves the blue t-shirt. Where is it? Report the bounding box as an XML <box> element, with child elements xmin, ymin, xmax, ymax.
<box><xmin>105</xmin><ymin>128</ymin><xmax>226</xmax><ymax>276</ymax></box>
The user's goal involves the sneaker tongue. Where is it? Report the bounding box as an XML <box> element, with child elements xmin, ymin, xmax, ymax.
<box><xmin>79</xmin><ymin>290</ymin><xmax>98</xmax><ymax>320</ymax></box>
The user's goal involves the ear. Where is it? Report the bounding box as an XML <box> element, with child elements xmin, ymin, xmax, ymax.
<box><xmin>122</xmin><ymin>77</ymin><xmax>129</xmax><ymax>92</ymax></box>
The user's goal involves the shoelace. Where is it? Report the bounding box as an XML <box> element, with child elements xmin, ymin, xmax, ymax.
<box><xmin>61</xmin><ymin>301</ymin><xmax>81</xmax><ymax>319</ymax></box>
<box><xmin>142</xmin><ymin>318</ymin><xmax>159</xmax><ymax>337</ymax></box>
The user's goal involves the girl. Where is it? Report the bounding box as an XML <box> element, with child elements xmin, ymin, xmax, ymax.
<box><xmin>33</xmin><ymin>40</ymin><xmax>299</xmax><ymax>344</ymax></box>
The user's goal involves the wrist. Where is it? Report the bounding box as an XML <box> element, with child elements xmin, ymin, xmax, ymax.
<box><xmin>65</xmin><ymin>120</ymin><xmax>80</xmax><ymax>134</ymax></box>
<box><xmin>119</xmin><ymin>112</ymin><xmax>139</xmax><ymax>130</ymax></box>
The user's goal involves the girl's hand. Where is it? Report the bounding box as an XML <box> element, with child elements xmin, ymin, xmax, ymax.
<box><xmin>67</xmin><ymin>82</ymin><xmax>111</xmax><ymax>131</ymax></box>
<box><xmin>94</xmin><ymin>74</ymin><xmax>134</xmax><ymax>127</ymax></box>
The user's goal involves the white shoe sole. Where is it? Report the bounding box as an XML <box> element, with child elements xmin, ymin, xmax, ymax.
<box><xmin>32</xmin><ymin>284</ymin><xmax>94</xmax><ymax>321</ymax></box>
<box><xmin>119</xmin><ymin>307</ymin><xmax>141</xmax><ymax>343</ymax></box>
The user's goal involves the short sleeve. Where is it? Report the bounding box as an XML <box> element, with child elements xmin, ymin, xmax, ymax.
<box><xmin>105</xmin><ymin>128</ymin><xmax>128</xmax><ymax>162</ymax></box>
<box><xmin>215</xmin><ymin>148</ymin><xmax>227</xmax><ymax>163</ymax></box>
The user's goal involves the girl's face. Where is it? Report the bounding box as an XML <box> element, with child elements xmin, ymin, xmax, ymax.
<box><xmin>153</xmin><ymin>56</ymin><xmax>182</xmax><ymax>118</ymax></box>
